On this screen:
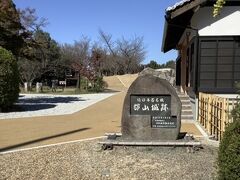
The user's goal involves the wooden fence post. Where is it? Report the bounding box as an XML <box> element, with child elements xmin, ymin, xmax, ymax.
<box><xmin>207</xmin><ymin>94</ymin><xmax>212</xmax><ymax>136</ymax></box>
<box><xmin>221</xmin><ymin>98</ymin><xmax>226</xmax><ymax>140</ymax></box>
<box><xmin>197</xmin><ymin>92</ymin><xmax>236</xmax><ymax>140</ymax></box>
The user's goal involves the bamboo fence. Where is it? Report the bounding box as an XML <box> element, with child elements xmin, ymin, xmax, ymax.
<box><xmin>198</xmin><ymin>92</ymin><xmax>238</xmax><ymax>141</ymax></box>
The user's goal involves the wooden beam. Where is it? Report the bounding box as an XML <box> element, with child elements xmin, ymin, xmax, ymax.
<box><xmin>170</xmin><ymin>0</ymin><xmax>207</xmax><ymax>19</ymax></box>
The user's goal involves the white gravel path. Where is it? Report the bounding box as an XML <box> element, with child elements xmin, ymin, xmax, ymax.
<box><xmin>0</xmin><ymin>93</ymin><xmax>116</xmax><ymax>119</ymax></box>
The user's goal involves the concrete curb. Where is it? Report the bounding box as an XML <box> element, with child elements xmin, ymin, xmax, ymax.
<box><xmin>193</xmin><ymin>121</ymin><xmax>220</xmax><ymax>147</ymax></box>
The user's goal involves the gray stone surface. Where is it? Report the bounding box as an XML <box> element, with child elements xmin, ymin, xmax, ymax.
<box><xmin>121</xmin><ymin>74</ymin><xmax>181</xmax><ymax>140</ymax></box>
<box><xmin>139</xmin><ymin>67</ymin><xmax>175</xmax><ymax>85</ymax></box>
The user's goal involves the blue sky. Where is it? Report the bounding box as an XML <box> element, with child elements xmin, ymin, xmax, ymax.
<box><xmin>13</xmin><ymin>0</ymin><xmax>179</xmax><ymax>64</ymax></box>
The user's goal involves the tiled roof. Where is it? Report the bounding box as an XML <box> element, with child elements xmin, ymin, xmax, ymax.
<box><xmin>166</xmin><ymin>0</ymin><xmax>193</xmax><ymax>12</ymax></box>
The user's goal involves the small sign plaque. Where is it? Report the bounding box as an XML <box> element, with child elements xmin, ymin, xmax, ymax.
<box><xmin>152</xmin><ymin>116</ymin><xmax>177</xmax><ymax>128</ymax></box>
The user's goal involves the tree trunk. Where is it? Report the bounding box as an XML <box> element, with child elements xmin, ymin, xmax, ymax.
<box><xmin>24</xmin><ymin>82</ymin><xmax>32</xmax><ymax>92</ymax></box>
<box><xmin>76</xmin><ymin>73</ymin><xmax>81</xmax><ymax>90</ymax></box>
<box><xmin>86</xmin><ymin>79</ymin><xmax>88</xmax><ymax>91</ymax></box>
<box><xmin>36</xmin><ymin>82</ymin><xmax>43</xmax><ymax>93</ymax></box>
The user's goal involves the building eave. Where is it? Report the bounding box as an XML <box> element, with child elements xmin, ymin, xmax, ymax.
<box><xmin>162</xmin><ymin>0</ymin><xmax>205</xmax><ymax>53</ymax></box>
<box><xmin>161</xmin><ymin>10</ymin><xmax>194</xmax><ymax>53</ymax></box>
<box><xmin>162</xmin><ymin>0</ymin><xmax>240</xmax><ymax>53</ymax></box>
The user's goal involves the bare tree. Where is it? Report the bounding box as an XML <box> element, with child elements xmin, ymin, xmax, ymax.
<box><xmin>98</xmin><ymin>29</ymin><xmax>116</xmax><ymax>56</ymax></box>
<box><xmin>19</xmin><ymin>8</ymin><xmax>48</xmax><ymax>32</ymax></box>
<box><xmin>99</xmin><ymin>29</ymin><xmax>146</xmax><ymax>75</ymax></box>
<box><xmin>61</xmin><ymin>37</ymin><xmax>91</xmax><ymax>90</ymax></box>
<box><xmin>90</xmin><ymin>44</ymin><xmax>106</xmax><ymax>76</ymax></box>
<box><xmin>98</xmin><ymin>30</ymin><xmax>123</xmax><ymax>75</ymax></box>
<box><xmin>18</xmin><ymin>58</ymin><xmax>42</xmax><ymax>91</ymax></box>
<box><xmin>59</xmin><ymin>30</ymin><xmax>146</xmax><ymax>85</ymax></box>
<box><xmin>117</xmin><ymin>36</ymin><xmax>145</xmax><ymax>74</ymax></box>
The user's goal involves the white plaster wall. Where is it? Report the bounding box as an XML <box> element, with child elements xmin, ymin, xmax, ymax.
<box><xmin>191</xmin><ymin>6</ymin><xmax>240</xmax><ymax>36</ymax></box>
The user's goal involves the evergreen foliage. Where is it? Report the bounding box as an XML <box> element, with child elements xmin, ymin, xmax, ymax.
<box><xmin>91</xmin><ymin>76</ymin><xmax>106</xmax><ymax>93</ymax></box>
<box><xmin>232</xmin><ymin>100</ymin><xmax>240</xmax><ymax>120</ymax></box>
<box><xmin>0</xmin><ymin>0</ymin><xmax>24</xmax><ymax>56</ymax></box>
<box><xmin>218</xmin><ymin>98</ymin><xmax>240</xmax><ymax>180</ymax></box>
<box><xmin>0</xmin><ymin>47</ymin><xmax>20</xmax><ymax>110</ymax></box>
<box><xmin>146</xmin><ymin>60</ymin><xmax>176</xmax><ymax>70</ymax></box>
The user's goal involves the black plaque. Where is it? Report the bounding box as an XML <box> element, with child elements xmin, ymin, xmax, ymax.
<box><xmin>130</xmin><ymin>95</ymin><xmax>171</xmax><ymax>116</ymax></box>
<box><xmin>130</xmin><ymin>95</ymin><xmax>175</xmax><ymax>128</ymax></box>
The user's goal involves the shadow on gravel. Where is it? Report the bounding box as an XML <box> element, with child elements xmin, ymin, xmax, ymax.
<box><xmin>1</xmin><ymin>97</ymin><xmax>86</xmax><ymax>113</ymax></box>
<box><xmin>2</xmin><ymin>104</ymin><xmax>57</xmax><ymax>113</ymax></box>
<box><xmin>0</xmin><ymin>127</ymin><xmax>90</xmax><ymax>152</ymax></box>
<box><xmin>18</xmin><ymin>96</ymin><xmax>85</xmax><ymax>104</ymax></box>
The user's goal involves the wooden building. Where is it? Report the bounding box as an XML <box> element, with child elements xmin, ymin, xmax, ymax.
<box><xmin>162</xmin><ymin>0</ymin><xmax>240</xmax><ymax>119</ymax></box>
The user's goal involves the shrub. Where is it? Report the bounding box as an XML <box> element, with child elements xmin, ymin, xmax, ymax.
<box><xmin>91</xmin><ymin>76</ymin><xmax>106</xmax><ymax>93</ymax></box>
<box><xmin>0</xmin><ymin>47</ymin><xmax>20</xmax><ymax>110</ymax></box>
<box><xmin>218</xmin><ymin>116</ymin><xmax>240</xmax><ymax>179</ymax></box>
<box><xmin>232</xmin><ymin>101</ymin><xmax>240</xmax><ymax>120</ymax></box>
<box><xmin>232</xmin><ymin>83</ymin><xmax>240</xmax><ymax>120</ymax></box>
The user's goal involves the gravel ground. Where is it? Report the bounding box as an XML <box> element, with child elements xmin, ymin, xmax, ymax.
<box><xmin>0</xmin><ymin>139</ymin><xmax>218</xmax><ymax>180</ymax></box>
<box><xmin>0</xmin><ymin>93</ymin><xmax>115</xmax><ymax>119</ymax></box>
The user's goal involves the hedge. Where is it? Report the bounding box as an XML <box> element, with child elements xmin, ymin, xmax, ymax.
<box><xmin>218</xmin><ymin>115</ymin><xmax>240</xmax><ymax>180</ymax></box>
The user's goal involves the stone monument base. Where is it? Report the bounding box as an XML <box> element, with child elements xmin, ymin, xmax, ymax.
<box><xmin>99</xmin><ymin>133</ymin><xmax>201</xmax><ymax>153</ymax></box>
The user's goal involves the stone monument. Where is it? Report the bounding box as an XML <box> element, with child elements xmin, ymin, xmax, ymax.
<box><xmin>121</xmin><ymin>74</ymin><xmax>181</xmax><ymax>141</ymax></box>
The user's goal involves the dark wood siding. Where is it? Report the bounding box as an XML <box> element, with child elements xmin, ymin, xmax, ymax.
<box><xmin>176</xmin><ymin>56</ymin><xmax>181</xmax><ymax>86</ymax></box>
<box><xmin>186</xmin><ymin>37</ymin><xmax>198</xmax><ymax>92</ymax></box>
<box><xmin>198</xmin><ymin>36</ymin><xmax>240</xmax><ymax>93</ymax></box>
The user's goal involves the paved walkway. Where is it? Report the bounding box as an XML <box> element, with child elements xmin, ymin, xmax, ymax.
<box><xmin>0</xmin><ymin>93</ymin><xmax>116</xmax><ymax>119</ymax></box>
<box><xmin>0</xmin><ymin>75</ymin><xmax>203</xmax><ymax>152</ymax></box>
